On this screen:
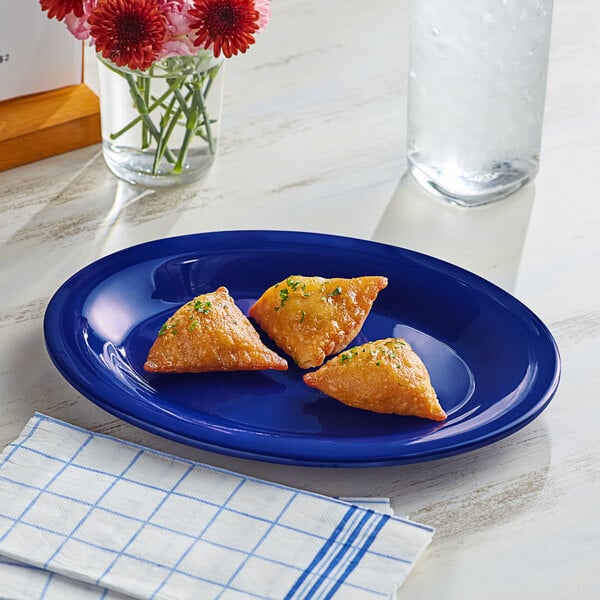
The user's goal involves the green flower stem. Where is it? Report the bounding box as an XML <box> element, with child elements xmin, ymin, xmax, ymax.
<box><xmin>173</xmin><ymin>95</ymin><xmax>200</xmax><ymax>174</ymax></box>
<box><xmin>203</xmin><ymin>62</ymin><xmax>220</xmax><ymax>98</ymax></box>
<box><xmin>123</xmin><ymin>73</ymin><xmax>176</xmax><ymax>164</ymax></box>
<box><xmin>193</xmin><ymin>75</ymin><xmax>215</xmax><ymax>155</ymax></box>
<box><xmin>173</xmin><ymin>87</ymin><xmax>193</xmax><ymax>120</ymax></box>
<box><xmin>109</xmin><ymin>77</ymin><xmax>187</xmax><ymax>140</ymax></box>
<box><xmin>152</xmin><ymin>94</ymin><xmax>181</xmax><ymax>173</ymax></box>
<box><xmin>141</xmin><ymin>75</ymin><xmax>150</xmax><ymax>149</ymax></box>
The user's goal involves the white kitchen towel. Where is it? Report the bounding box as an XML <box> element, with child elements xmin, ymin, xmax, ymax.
<box><xmin>0</xmin><ymin>414</ymin><xmax>433</xmax><ymax>599</ymax></box>
<box><xmin>0</xmin><ymin>557</ymin><xmax>130</xmax><ymax>600</ymax></box>
<box><xmin>0</xmin><ymin>499</ymin><xmax>393</xmax><ymax>600</ymax></box>
<box><xmin>0</xmin><ymin>503</ymin><xmax>395</xmax><ymax>600</ymax></box>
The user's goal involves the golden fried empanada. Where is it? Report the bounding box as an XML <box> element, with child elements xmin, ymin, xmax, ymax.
<box><xmin>303</xmin><ymin>338</ymin><xmax>446</xmax><ymax>421</ymax></box>
<box><xmin>248</xmin><ymin>275</ymin><xmax>388</xmax><ymax>369</ymax></box>
<box><xmin>144</xmin><ymin>287</ymin><xmax>287</xmax><ymax>373</ymax></box>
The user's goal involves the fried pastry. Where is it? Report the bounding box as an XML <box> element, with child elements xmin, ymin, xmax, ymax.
<box><xmin>144</xmin><ymin>287</ymin><xmax>288</xmax><ymax>373</ymax></box>
<box><xmin>303</xmin><ymin>338</ymin><xmax>446</xmax><ymax>421</ymax></box>
<box><xmin>248</xmin><ymin>275</ymin><xmax>388</xmax><ymax>369</ymax></box>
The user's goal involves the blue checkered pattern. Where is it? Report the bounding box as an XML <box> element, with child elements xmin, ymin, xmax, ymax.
<box><xmin>0</xmin><ymin>414</ymin><xmax>433</xmax><ymax>599</ymax></box>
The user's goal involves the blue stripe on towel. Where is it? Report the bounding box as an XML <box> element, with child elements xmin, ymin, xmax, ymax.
<box><xmin>284</xmin><ymin>505</ymin><xmax>358</xmax><ymax>599</ymax></box>
<box><xmin>302</xmin><ymin>510</ymin><xmax>374</xmax><ymax>599</ymax></box>
<box><xmin>323</xmin><ymin>513</ymin><xmax>390</xmax><ymax>599</ymax></box>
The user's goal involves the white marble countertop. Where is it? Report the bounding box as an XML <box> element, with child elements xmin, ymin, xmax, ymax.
<box><xmin>1</xmin><ymin>0</ymin><xmax>599</xmax><ymax>597</ymax></box>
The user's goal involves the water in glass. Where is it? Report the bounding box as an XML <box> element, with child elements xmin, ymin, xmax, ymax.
<box><xmin>407</xmin><ymin>0</ymin><xmax>554</xmax><ymax>206</ymax></box>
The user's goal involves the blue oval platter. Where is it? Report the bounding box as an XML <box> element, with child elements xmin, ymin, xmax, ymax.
<box><xmin>43</xmin><ymin>230</ymin><xmax>561</xmax><ymax>467</ymax></box>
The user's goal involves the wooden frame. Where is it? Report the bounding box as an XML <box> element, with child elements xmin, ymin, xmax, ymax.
<box><xmin>0</xmin><ymin>45</ymin><xmax>100</xmax><ymax>173</ymax></box>
<box><xmin>0</xmin><ymin>84</ymin><xmax>100</xmax><ymax>173</ymax></box>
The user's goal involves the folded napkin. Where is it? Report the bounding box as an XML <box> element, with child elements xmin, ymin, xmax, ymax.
<box><xmin>0</xmin><ymin>414</ymin><xmax>433</xmax><ymax>599</ymax></box>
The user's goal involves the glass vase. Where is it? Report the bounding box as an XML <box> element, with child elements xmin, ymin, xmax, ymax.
<box><xmin>97</xmin><ymin>52</ymin><xmax>225</xmax><ymax>188</ymax></box>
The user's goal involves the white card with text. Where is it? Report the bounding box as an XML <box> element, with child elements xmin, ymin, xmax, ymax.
<box><xmin>0</xmin><ymin>1</ymin><xmax>82</xmax><ymax>102</ymax></box>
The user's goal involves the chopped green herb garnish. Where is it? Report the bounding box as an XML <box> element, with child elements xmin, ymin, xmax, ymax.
<box><xmin>340</xmin><ymin>353</ymin><xmax>350</xmax><ymax>363</ymax></box>
<box><xmin>279</xmin><ymin>288</ymin><xmax>290</xmax><ymax>307</ymax></box>
<box><xmin>328</xmin><ymin>286</ymin><xmax>342</xmax><ymax>297</ymax></box>
<box><xmin>300</xmin><ymin>310</ymin><xmax>306</xmax><ymax>323</ymax></box>
<box><xmin>193</xmin><ymin>300</ymin><xmax>212</xmax><ymax>313</ymax></box>
<box><xmin>286</xmin><ymin>278</ymin><xmax>301</xmax><ymax>290</ymax></box>
<box><xmin>158</xmin><ymin>320</ymin><xmax>178</xmax><ymax>335</ymax></box>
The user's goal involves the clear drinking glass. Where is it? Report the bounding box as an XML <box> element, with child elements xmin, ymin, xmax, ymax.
<box><xmin>407</xmin><ymin>0</ymin><xmax>554</xmax><ymax>206</ymax></box>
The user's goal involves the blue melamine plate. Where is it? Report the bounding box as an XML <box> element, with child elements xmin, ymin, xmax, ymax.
<box><xmin>44</xmin><ymin>230</ymin><xmax>560</xmax><ymax>467</ymax></box>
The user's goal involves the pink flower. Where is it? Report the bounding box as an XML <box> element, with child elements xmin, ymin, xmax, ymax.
<box><xmin>64</xmin><ymin>0</ymin><xmax>96</xmax><ymax>40</ymax></box>
<box><xmin>156</xmin><ymin>0</ymin><xmax>198</xmax><ymax>59</ymax></box>
<box><xmin>165</xmin><ymin>10</ymin><xmax>192</xmax><ymax>36</ymax></box>
<box><xmin>254</xmin><ymin>0</ymin><xmax>271</xmax><ymax>31</ymax></box>
<box><xmin>157</xmin><ymin>0</ymin><xmax>192</xmax><ymax>35</ymax></box>
<box><xmin>158</xmin><ymin>38</ymin><xmax>197</xmax><ymax>58</ymax></box>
